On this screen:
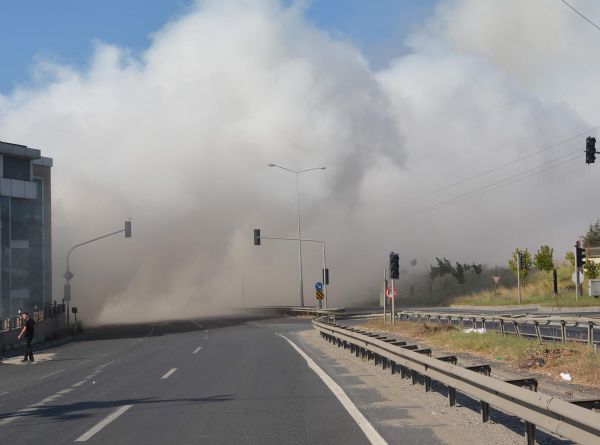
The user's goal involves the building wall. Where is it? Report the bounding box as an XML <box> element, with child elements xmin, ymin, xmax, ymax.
<box><xmin>33</xmin><ymin>164</ymin><xmax>52</xmax><ymax>307</ymax></box>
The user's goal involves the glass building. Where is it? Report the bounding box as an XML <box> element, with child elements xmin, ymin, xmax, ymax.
<box><xmin>0</xmin><ymin>140</ymin><xmax>52</xmax><ymax>318</ymax></box>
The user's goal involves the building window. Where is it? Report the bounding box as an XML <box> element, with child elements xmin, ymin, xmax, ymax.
<box><xmin>3</xmin><ymin>156</ymin><xmax>30</xmax><ymax>181</ymax></box>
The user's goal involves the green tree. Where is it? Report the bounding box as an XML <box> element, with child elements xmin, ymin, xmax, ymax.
<box><xmin>452</xmin><ymin>262</ymin><xmax>466</xmax><ymax>284</ymax></box>
<box><xmin>585</xmin><ymin>219</ymin><xmax>600</xmax><ymax>246</ymax></box>
<box><xmin>509</xmin><ymin>248</ymin><xmax>532</xmax><ymax>281</ymax></box>
<box><xmin>565</xmin><ymin>251</ymin><xmax>575</xmax><ymax>269</ymax></box>
<box><xmin>534</xmin><ymin>245</ymin><xmax>554</xmax><ymax>275</ymax></box>
<box><xmin>584</xmin><ymin>260</ymin><xmax>600</xmax><ymax>279</ymax></box>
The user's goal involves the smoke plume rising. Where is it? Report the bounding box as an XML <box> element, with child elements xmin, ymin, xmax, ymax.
<box><xmin>0</xmin><ymin>0</ymin><xmax>598</xmax><ymax>323</ymax></box>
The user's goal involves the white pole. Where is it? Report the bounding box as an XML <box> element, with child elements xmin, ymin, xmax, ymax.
<box><xmin>322</xmin><ymin>242</ymin><xmax>328</xmax><ymax>308</ymax></box>
<box><xmin>391</xmin><ymin>278</ymin><xmax>396</xmax><ymax>325</ymax></box>
<box><xmin>296</xmin><ymin>173</ymin><xmax>304</xmax><ymax>307</ymax></box>
<box><xmin>383</xmin><ymin>268</ymin><xmax>387</xmax><ymax>322</ymax></box>
<box><xmin>517</xmin><ymin>252</ymin><xmax>521</xmax><ymax>305</ymax></box>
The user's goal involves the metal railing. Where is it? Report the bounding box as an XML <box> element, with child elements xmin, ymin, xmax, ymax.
<box><xmin>397</xmin><ymin>310</ymin><xmax>599</xmax><ymax>348</ymax></box>
<box><xmin>0</xmin><ymin>303</ymin><xmax>65</xmax><ymax>333</ymax></box>
<box><xmin>313</xmin><ymin>317</ymin><xmax>600</xmax><ymax>445</ymax></box>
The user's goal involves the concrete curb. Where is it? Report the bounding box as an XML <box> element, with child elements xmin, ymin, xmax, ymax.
<box><xmin>451</xmin><ymin>304</ymin><xmax>600</xmax><ymax>313</ymax></box>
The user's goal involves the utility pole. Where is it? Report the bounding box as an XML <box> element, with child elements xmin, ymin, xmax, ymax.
<box><xmin>383</xmin><ymin>267</ymin><xmax>387</xmax><ymax>322</ymax></box>
<box><xmin>517</xmin><ymin>250</ymin><xmax>522</xmax><ymax>305</ymax></box>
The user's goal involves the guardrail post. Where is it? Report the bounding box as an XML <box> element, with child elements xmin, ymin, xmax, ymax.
<box><xmin>500</xmin><ymin>319</ymin><xmax>505</xmax><ymax>337</ymax></box>
<box><xmin>525</xmin><ymin>421</ymin><xmax>535</xmax><ymax>445</ymax></box>
<box><xmin>447</xmin><ymin>315</ymin><xmax>452</xmax><ymax>327</ymax></box>
<box><xmin>560</xmin><ymin>321</ymin><xmax>567</xmax><ymax>344</ymax></box>
<box><xmin>471</xmin><ymin>317</ymin><xmax>477</xmax><ymax>330</ymax></box>
<box><xmin>481</xmin><ymin>318</ymin><xmax>486</xmax><ymax>331</ymax></box>
<box><xmin>534</xmin><ymin>321</ymin><xmax>542</xmax><ymax>344</ymax></box>
<box><xmin>481</xmin><ymin>401</ymin><xmax>490</xmax><ymax>422</ymax></box>
<box><xmin>448</xmin><ymin>387</ymin><xmax>456</xmax><ymax>406</ymax></box>
<box><xmin>458</xmin><ymin>316</ymin><xmax>463</xmax><ymax>330</ymax></box>
<box><xmin>513</xmin><ymin>321</ymin><xmax>521</xmax><ymax>338</ymax></box>
<box><xmin>588</xmin><ymin>322</ymin><xmax>594</xmax><ymax>350</ymax></box>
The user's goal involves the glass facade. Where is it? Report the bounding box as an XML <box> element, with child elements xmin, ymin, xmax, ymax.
<box><xmin>3</xmin><ymin>155</ymin><xmax>30</xmax><ymax>181</ymax></box>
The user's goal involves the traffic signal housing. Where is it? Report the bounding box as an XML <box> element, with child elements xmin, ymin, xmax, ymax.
<box><xmin>124</xmin><ymin>220</ymin><xmax>132</xmax><ymax>238</ymax></box>
<box><xmin>576</xmin><ymin>242</ymin><xmax>586</xmax><ymax>268</ymax></box>
<box><xmin>253</xmin><ymin>229</ymin><xmax>261</xmax><ymax>246</ymax></box>
<box><xmin>518</xmin><ymin>251</ymin><xmax>526</xmax><ymax>270</ymax></box>
<box><xmin>586</xmin><ymin>137</ymin><xmax>597</xmax><ymax>164</ymax></box>
<box><xmin>389</xmin><ymin>252</ymin><xmax>400</xmax><ymax>279</ymax></box>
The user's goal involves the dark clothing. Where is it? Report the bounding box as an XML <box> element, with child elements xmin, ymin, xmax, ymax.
<box><xmin>22</xmin><ymin>318</ymin><xmax>35</xmax><ymax>361</ymax></box>
<box><xmin>24</xmin><ymin>337</ymin><xmax>33</xmax><ymax>361</ymax></box>
<box><xmin>25</xmin><ymin>318</ymin><xmax>35</xmax><ymax>339</ymax></box>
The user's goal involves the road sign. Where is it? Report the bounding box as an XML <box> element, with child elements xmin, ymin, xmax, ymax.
<box><xmin>315</xmin><ymin>290</ymin><xmax>324</xmax><ymax>300</ymax></box>
<box><xmin>63</xmin><ymin>271</ymin><xmax>74</xmax><ymax>281</ymax></box>
<box><xmin>572</xmin><ymin>271</ymin><xmax>584</xmax><ymax>284</ymax></box>
<box><xmin>492</xmin><ymin>276</ymin><xmax>501</xmax><ymax>285</ymax></box>
<box><xmin>385</xmin><ymin>287</ymin><xmax>398</xmax><ymax>299</ymax></box>
<box><xmin>315</xmin><ymin>282</ymin><xmax>323</xmax><ymax>291</ymax></box>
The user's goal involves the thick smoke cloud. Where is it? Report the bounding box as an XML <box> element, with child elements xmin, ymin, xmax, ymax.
<box><xmin>0</xmin><ymin>0</ymin><xmax>597</xmax><ymax>323</ymax></box>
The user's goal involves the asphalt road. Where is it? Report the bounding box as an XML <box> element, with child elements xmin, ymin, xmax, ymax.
<box><xmin>0</xmin><ymin>315</ymin><xmax>379</xmax><ymax>445</ymax></box>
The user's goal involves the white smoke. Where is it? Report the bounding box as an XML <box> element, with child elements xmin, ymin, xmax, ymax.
<box><xmin>0</xmin><ymin>0</ymin><xmax>597</xmax><ymax>322</ymax></box>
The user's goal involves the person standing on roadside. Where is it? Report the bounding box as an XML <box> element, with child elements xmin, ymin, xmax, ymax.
<box><xmin>17</xmin><ymin>312</ymin><xmax>35</xmax><ymax>362</ymax></box>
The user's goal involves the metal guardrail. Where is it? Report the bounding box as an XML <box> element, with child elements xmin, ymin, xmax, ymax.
<box><xmin>0</xmin><ymin>303</ymin><xmax>65</xmax><ymax>333</ymax></box>
<box><xmin>397</xmin><ymin>310</ymin><xmax>599</xmax><ymax>348</ymax></box>
<box><xmin>313</xmin><ymin>317</ymin><xmax>600</xmax><ymax>445</ymax></box>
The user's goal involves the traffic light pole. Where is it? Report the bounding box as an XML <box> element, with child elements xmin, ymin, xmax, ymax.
<box><xmin>257</xmin><ymin>235</ymin><xmax>329</xmax><ymax>308</ymax></box>
<box><xmin>391</xmin><ymin>278</ymin><xmax>396</xmax><ymax>325</ymax></box>
<box><xmin>517</xmin><ymin>252</ymin><xmax>522</xmax><ymax>305</ymax></box>
<box><xmin>383</xmin><ymin>268</ymin><xmax>387</xmax><ymax>323</ymax></box>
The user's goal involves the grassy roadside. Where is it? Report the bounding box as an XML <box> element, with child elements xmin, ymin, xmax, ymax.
<box><xmin>450</xmin><ymin>265</ymin><xmax>600</xmax><ymax>307</ymax></box>
<box><xmin>360</xmin><ymin>319</ymin><xmax>600</xmax><ymax>390</ymax></box>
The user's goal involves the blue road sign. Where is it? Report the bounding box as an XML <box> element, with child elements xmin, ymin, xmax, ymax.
<box><xmin>315</xmin><ymin>282</ymin><xmax>323</xmax><ymax>291</ymax></box>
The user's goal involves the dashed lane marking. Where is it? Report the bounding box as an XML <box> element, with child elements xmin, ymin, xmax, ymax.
<box><xmin>74</xmin><ymin>404</ymin><xmax>133</xmax><ymax>442</ymax></box>
<box><xmin>39</xmin><ymin>369</ymin><xmax>64</xmax><ymax>379</ymax></box>
<box><xmin>161</xmin><ymin>368</ymin><xmax>177</xmax><ymax>380</ymax></box>
<box><xmin>275</xmin><ymin>333</ymin><xmax>387</xmax><ymax>445</ymax></box>
<box><xmin>192</xmin><ymin>347</ymin><xmax>202</xmax><ymax>354</ymax></box>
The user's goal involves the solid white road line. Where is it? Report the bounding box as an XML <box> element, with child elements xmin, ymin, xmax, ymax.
<box><xmin>192</xmin><ymin>346</ymin><xmax>202</xmax><ymax>354</ymax></box>
<box><xmin>191</xmin><ymin>321</ymin><xmax>205</xmax><ymax>329</ymax></box>
<box><xmin>161</xmin><ymin>368</ymin><xmax>177</xmax><ymax>379</ymax></box>
<box><xmin>39</xmin><ymin>369</ymin><xmax>64</xmax><ymax>379</ymax></box>
<box><xmin>74</xmin><ymin>404</ymin><xmax>133</xmax><ymax>442</ymax></box>
<box><xmin>277</xmin><ymin>334</ymin><xmax>387</xmax><ymax>445</ymax></box>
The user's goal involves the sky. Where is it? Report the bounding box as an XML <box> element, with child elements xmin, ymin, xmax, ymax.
<box><xmin>0</xmin><ymin>0</ymin><xmax>436</xmax><ymax>93</ymax></box>
<box><xmin>1</xmin><ymin>0</ymin><xmax>600</xmax><ymax>323</ymax></box>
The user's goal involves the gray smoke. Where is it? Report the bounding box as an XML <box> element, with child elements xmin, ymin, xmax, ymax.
<box><xmin>0</xmin><ymin>0</ymin><xmax>597</xmax><ymax>323</ymax></box>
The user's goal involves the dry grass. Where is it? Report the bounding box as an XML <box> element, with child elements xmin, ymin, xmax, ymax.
<box><xmin>450</xmin><ymin>264</ymin><xmax>600</xmax><ymax>307</ymax></box>
<box><xmin>360</xmin><ymin>319</ymin><xmax>600</xmax><ymax>389</ymax></box>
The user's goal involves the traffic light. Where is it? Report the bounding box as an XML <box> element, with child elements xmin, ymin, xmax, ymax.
<box><xmin>576</xmin><ymin>242</ymin><xmax>586</xmax><ymax>268</ymax></box>
<box><xmin>586</xmin><ymin>137</ymin><xmax>597</xmax><ymax>164</ymax></box>
<box><xmin>322</xmin><ymin>268</ymin><xmax>330</xmax><ymax>285</ymax></box>
<box><xmin>124</xmin><ymin>220</ymin><xmax>132</xmax><ymax>238</ymax></box>
<box><xmin>389</xmin><ymin>252</ymin><xmax>399</xmax><ymax>279</ymax></box>
<box><xmin>518</xmin><ymin>251</ymin><xmax>526</xmax><ymax>270</ymax></box>
<box><xmin>253</xmin><ymin>229</ymin><xmax>261</xmax><ymax>246</ymax></box>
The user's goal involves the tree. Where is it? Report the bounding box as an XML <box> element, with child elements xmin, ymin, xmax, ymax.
<box><xmin>435</xmin><ymin>257</ymin><xmax>453</xmax><ymax>296</ymax></box>
<box><xmin>565</xmin><ymin>251</ymin><xmax>575</xmax><ymax>269</ymax></box>
<box><xmin>585</xmin><ymin>219</ymin><xmax>600</xmax><ymax>246</ymax></box>
<box><xmin>534</xmin><ymin>245</ymin><xmax>554</xmax><ymax>276</ymax></box>
<box><xmin>409</xmin><ymin>258</ymin><xmax>417</xmax><ymax>290</ymax></box>
<box><xmin>509</xmin><ymin>248</ymin><xmax>532</xmax><ymax>281</ymax></box>
<box><xmin>584</xmin><ymin>260</ymin><xmax>600</xmax><ymax>280</ymax></box>
<box><xmin>472</xmin><ymin>263</ymin><xmax>483</xmax><ymax>275</ymax></box>
<box><xmin>452</xmin><ymin>262</ymin><xmax>466</xmax><ymax>284</ymax></box>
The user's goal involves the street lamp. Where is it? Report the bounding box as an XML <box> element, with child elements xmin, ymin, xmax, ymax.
<box><xmin>268</xmin><ymin>164</ymin><xmax>326</xmax><ymax>307</ymax></box>
<box><xmin>63</xmin><ymin>219</ymin><xmax>132</xmax><ymax>327</ymax></box>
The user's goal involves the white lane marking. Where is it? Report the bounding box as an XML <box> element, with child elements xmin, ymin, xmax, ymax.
<box><xmin>78</xmin><ymin>360</ymin><xmax>92</xmax><ymax>367</ymax></box>
<box><xmin>191</xmin><ymin>321</ymin><xmax>205</xmax><ymax>329</ymax></box>
<box><xmin>57</xmin><ymin>389</ymin><xmax>74</xmax><ymax>395</ymax></box>
<box><xmin>39</xmin><ymin>369</ymin><xmax>64</xmax><ymax>379</ymax></box>
<box><xmin>161</xmin><ymin>368</ymin><xmax>177</xmax><ymax>379</ymax></box>
<box><xmin>0</xmin><ymin>391</ymin><xmax>8</xmax><ymax>396</ymax></box>
<box><xmin>276</xmin><ymin>333</ymin><xmax>387</xmax><ymax>445</ymax></box>
<box><xmin>73</xmin><ymin>381</ymin><xmax>86</xmax><ymax>387</ymax></box>
<box><xmin>192</xmin><ymin>347</ymin><xmax>202</xmax><ymax>354</ymax></box>
<box><xmin>74</xmin><ymin>404</ymin><xmax>133</xmax><ymax>442</ymax></box>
